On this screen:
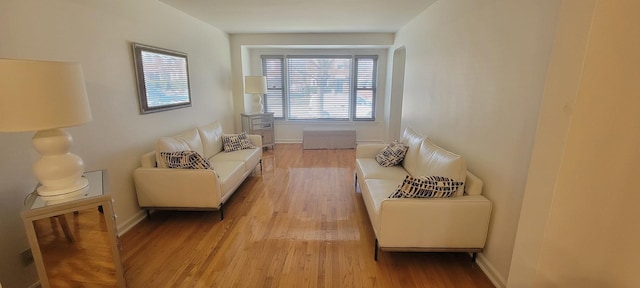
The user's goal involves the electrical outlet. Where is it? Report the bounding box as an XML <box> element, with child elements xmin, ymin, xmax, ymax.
<box><xmin>20</xmin><ymin>248</ymin><xmax>34</xmax><ymax>266</ymax></box>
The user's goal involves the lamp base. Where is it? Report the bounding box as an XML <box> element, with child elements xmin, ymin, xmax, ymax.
<box><xmin>37</xmin><ymin>177</ymin><xmax>88</xmax><ymax>198</ymax></box>
<box><xmin>31</xmin><ymin>128</ymin><xmax>88</xmax><ymax>198</ymax></box>
<box><xmin>39</xmin><ymin>182</ymin><xmax>89</xmax><ymax>203</ymax></box>
<box><xmin>252</xmin><ymin>94</ymin><xmax>264</xmax><ymax>113</ymax></box>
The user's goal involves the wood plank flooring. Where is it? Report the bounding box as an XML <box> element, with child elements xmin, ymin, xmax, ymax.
<box><xmin>121</xmin><ymin>144</ymin><xmax>494</xmax><ymax>287</ymax></box>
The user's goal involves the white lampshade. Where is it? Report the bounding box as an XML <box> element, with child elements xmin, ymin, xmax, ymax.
<box><xmin>0</xmin><ymin>59</ymin><xmax>92</xmax><ymax>131</ymax></box>
<box><xmin>0</xmin><ymin>59</ymin><xmax>93</xmax><ymax>199</ymax></box>
<box><xmin>244</xmin><ymin>76</ymin><xmax>267</xmax><ymax>113</ymax></box>
<box><xmin>244</xmin><ymin>76</ymin><xmax>267</xmax><ymax>94</ymax></box>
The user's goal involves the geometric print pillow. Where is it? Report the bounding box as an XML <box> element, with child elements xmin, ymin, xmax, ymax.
<box><xmin>222</xmin><ymin>131</ymin><xmax>256</xmax><ymax>152</ymax></box>
<box><xmin>375</xmin><ymin>140</ymin><xmax>409</xmax><ymax>167</ymax></box>
<box><xmin>160</xmin><ymin>151</ymin><xmax>212</xmax><ymax>169</ymax></box>
<box><xmin>389</xmin><ymin>175</ymin><xmax>464</xmax><ymax>198</ymax></box>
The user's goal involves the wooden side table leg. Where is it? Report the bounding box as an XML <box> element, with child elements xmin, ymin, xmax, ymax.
<box><xmin>56</xmin><ymin>215</ymin><xmax>74</xmax><ymax>243</ymax></box>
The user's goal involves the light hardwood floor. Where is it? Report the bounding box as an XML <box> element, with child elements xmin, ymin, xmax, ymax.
<box><xmin>121</xmin><ymin>144</ymin><xmax>494</xmax><ymax>287</ymax></box>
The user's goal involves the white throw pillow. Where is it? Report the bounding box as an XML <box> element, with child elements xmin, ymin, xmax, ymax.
<box><xmin>160</xmin><ymin>151</ymin><xmax>212</xmax><ymax>170</ymax></box>
<box><xmin>389</xmin><ymin>175</ymin><xmax>464</xmax><ymax>198</ymax></box>
<box><xmin>222</xmin><ymin>132</ymin><xmax>256</xmax><ymax>152</ymax></box>
<box><xmin>375</xmin><ymin>140</ymin><xmax>409</xmax><ymax>167</ymax></box>
<box><xmin>155</xmin><ymin>129</ymin><xmax>204</xmax><ymax>168</ymax></box>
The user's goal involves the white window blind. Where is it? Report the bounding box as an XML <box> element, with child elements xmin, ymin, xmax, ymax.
<box><xmin>354</xmin><ymin>56</ymin><xmax>376</xmax><ymax>120</ymax></box>
<box><xmin>263</xmin><ymin>57</ymin><xmax>285</xmax><ymax>118</ymax></box>
<box><xmin>262</xmin><ymin>54</ymin><xmax>377</xmax><ymax>121</ymax></box>
<box><xmin>288</xmin><ymin>56</ymin><xmax>351</xmax><ymax>120</ymax></box>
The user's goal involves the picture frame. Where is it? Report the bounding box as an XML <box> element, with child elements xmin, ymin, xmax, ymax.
<box><xmin>132</xmin><ymin>43</ymin><xmax>192</xmax><ymax>114</ymax></box>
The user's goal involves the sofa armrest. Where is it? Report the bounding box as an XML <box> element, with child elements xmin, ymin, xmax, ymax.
<box><xmin>140</xmin><ymin>151</ymin><xmax>157</xmax><ymax>168</ymax></box>
<box><xmin>133</xmin><ymin>167</ymin><xmax>222</xmax><ymax>209</ymax></box>
<box><xmin>247</xmin><ymin>134</ymin><xmax>262</xmax><ymax>148</ymax></box>
<box><xmin>465</xmin><ymin>171</ymin><xmax>484</xmax><ymax>195</ymax></box>
<box><xmin>377</xmin><ymin>195</ymin><xmax>492</xmax><ymax>249</ymax></box>
<box><xmin>356</xmin><ymin>144</ymin><xmax>387</xmax><ymax>159</ymax></box>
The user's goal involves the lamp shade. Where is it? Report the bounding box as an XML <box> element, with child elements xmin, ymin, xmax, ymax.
<box><xmin>244</xmin><ymin>76</ymin><xmax>267</xmax><ymax>94</ymax></box>
<box><xmin>0</xmin><ymin>59</ymin><xmax>92</xmax><ymax>132</ymax></box>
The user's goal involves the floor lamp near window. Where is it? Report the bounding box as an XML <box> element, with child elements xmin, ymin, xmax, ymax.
<box><xmin>0</xmin><ymin>59</ymin><xmax>93</xmax><ymax>199</ymax></box>
<box><xmin>244</xmin><ymin>76</ymin><xmax>267</xmax><ymax>113</ymax></box>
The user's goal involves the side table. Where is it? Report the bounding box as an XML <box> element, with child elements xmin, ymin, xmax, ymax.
<box><xmin>241</xmin><ymin>112</ymin><xmax>275</xmax><ymax>149</ymax></box>
<box><xmin>22</xmin><ymin>170</ymin><xmax>126</xmax><ymax>287</ymax></box>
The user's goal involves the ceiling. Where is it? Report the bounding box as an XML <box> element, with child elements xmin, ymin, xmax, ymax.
<box><xmin>160</xmin><ymin>0</ymin><xmax>438</xmax><ymax>33</ymax></box>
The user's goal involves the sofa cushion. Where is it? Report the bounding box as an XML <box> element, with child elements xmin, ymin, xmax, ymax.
<box><xmin>210</xmin><ymin>147</ymin><xmax>261</xmax><ymax>172</ymax></box>
<box><xmin>413</xmin><ymin>139</ymin><xmax>467</xmax><ymax>196</ymax></box>
<box><xmin>362</xmin><ymin>178</ymin><xmax>402</xmax><ymax>233</ymax></box>
<box><xmin>160</xmin><ymin>151</ymin><xmax>212</xmax><ymax>170</ymax></box>
<box><xmin>375</xmin><ymin>140</ymin><xmax>409</xmax><ymax>167</ymax></box>
<box><xmin>156</xmin><ymin>129</ymin><xmax>205</xmax><ymax>168</ymax></box>
<box><xmin>389</xmin><ymin>175</ymin><xmax>464</xmax><ymax>198</ymax></box>
<box><xmin>356</xmin><ymin>159</ymin><xmax>408</xmax><ymax>182</ymax></box>
<box><xmin>210</xmin><ymin>160</ymin><xmax>246</xmax><ymax>197</ymax></box>
<box><xmin>399</xmin><ymin>128</ymin><xmax>426</xmax><ymax>177</ymax></box>
<box><xmin>222</xmin><ymin>132</ymin><xmax>256</xmax><ymax>152</ymax></box>
<box><xmin>198</xmin><ymin>121</ymin><xmax>224</xmax><ymax>159</ymax></box>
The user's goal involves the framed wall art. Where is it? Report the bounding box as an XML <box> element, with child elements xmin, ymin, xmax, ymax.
<box><xmin>132</xmin><ymin>43</ymin><xmax>191</xmax><ymax>114</ymax></box>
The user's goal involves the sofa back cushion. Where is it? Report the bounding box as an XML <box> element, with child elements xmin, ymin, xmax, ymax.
<box><xmin>198</xmin><ymin>121</ymin><xmax>224</xmax><ymax>159</ymax></box>
<box><xmin>155</xmin><ymin>128</ymin><xmax>204</xmax><ymax>168</ymax></box>
<box><xmin>413</xmin><ymin>138</ymin><xmax>467</xmax><ymax>197</ymax></box>
<box><xmin>399</xmin><ymin>128</ymin><xmax>426</xmax><ymax>176</ymax></box>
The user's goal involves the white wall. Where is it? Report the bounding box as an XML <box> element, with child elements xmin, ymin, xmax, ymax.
<box><xmin>507</xmin><ymin>0</ymin><xmax>597</xmax><ymax>285</ymax></box>
<box><xmin>0</xmin><ymin>1</ymin><xmax>232</xmax><ymax>287</ymax></box>
<box><xmin>510</xmin><ymin>0</ymin><xmax>640</xmax><ymax>286</ymax></box>
<box><xmin>393</xmin><ymin>0</ymin><xmax>560</xmax><ymax>285</ymax></box>
<box><xmin>229</xmin><ymin>33</ymin><xmax>394</xmax><ymax>143</ymax></box>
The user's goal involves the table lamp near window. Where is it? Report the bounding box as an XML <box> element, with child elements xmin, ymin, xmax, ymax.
<box><xmin>244</xmin><ymin>76</ymin><xmax>267</xmax><ymax>113</ymax></box>
<box><xmin>0</xmin><ymin>59</ymin><xmax>93</xmax><ymax>199</ymax></box>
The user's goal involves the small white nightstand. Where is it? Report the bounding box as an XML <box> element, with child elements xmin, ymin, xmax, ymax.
<box><xmin>241</xmin><ymin>112</ymin><xmax>275</xmax><ymax>149</ymax></box>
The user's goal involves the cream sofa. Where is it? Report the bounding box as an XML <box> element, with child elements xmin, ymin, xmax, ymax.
<box><xmin>355</xmin><ymin>128</ymin><xmax>491</xmax><ymax>260</ymax></box>
<box><xmin>133</xmin><ymin>121</ymin><xmax>262</xmax><ymax>220</ymax></box>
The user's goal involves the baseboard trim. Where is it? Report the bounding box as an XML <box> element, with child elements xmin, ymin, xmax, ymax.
<box><xmin>117</xmin><ymin>210</ymin><xmax>147</xmax><ymax>237</ymax></box>
<box><xmin>356</xmin><ymin>139</ymin><xmax>385</xmax><ymax>144</ymax></box>
<box><xmin>476</xmin><ymin>253</ymin><xmax>507</xmax><ymax>288</ymax></box>
<box><xmin>274</xmin><ymin>139</ymin><xmax>384</xmax><ymax>145</ymax></box>
<box><xmin>275</xmin><ymin>139</ymin><xmax>302</xmax><ymax>144</ymax></box>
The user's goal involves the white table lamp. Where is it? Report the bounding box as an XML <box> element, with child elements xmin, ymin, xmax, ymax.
<box><xmin>0</xmin><ymin>59</ymin><xmax>93</xmax><ymax>199</ymax></box>
<box><xmin>244</xmin><ymin>76</ymin><xmax>267</xmax><ymax>113</ymax></box>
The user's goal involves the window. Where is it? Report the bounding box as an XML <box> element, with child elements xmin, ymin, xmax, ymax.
<box><xmin>262</xmin><ymin>55</ymin><xmax>377</xmax><ymax>121</ymax></box>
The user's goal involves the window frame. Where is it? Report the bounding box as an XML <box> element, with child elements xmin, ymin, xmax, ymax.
<box><xmin>261</xmin><ymin>55</ymin><xmax>286</xmax><ymax>118</ymax></box>
<box><xmin>353</xmin><ymin>55</ymin><xmax>378</xmax><ymax>121</ymax></box>
<box><xmin>261</xmin><ymin>53</ymin><xmax>378</xmax><ymax>122</ymax></box>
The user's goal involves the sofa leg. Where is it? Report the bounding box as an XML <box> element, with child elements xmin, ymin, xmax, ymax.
<box><xmin>146</xmin><ymin>209</ymin><xmax>151</xmax><ymax>219</ymax></box>
<box><xmin>471</xmin><ymin>252</ymin><xmax>477</xmax><ymax>263</ymax></box>
<box><xmin>219</xmin><ymin>207</ymin><xmax>224</xmax><ymax>220</ymax></box>
<box><xmin>354</xmin><ymin>173</ymin><xmax>358</xmax><ymax>189</ymax></box>
<box><xmin>374</xmin><ymin>239</ymin><xmax>379</xmax><ymax>261</ymax></box>
<box><xmin>260</xmin><ymin>159</ymin><xmax>263</xmax><ymax>174</ymax></box>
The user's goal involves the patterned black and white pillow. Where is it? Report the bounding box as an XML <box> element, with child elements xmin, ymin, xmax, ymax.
<box><xmin>160</xmin><ymin>151</ymin><xmax>212</xmax><ymax>169</ymax></box>
<box><xmin>222</xmin><ymin>131</ymin><xmax>256</xmax><ymax>152</ymax></box>
<box><xmin>389</xmin><ymin>175</ymin><xmax>464</xmax><ymax>198</ymax></box>
<box><xmin>375</xmin><ymin>140</ymin><xmax>409</xmax><ymax>167</ymax></box>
